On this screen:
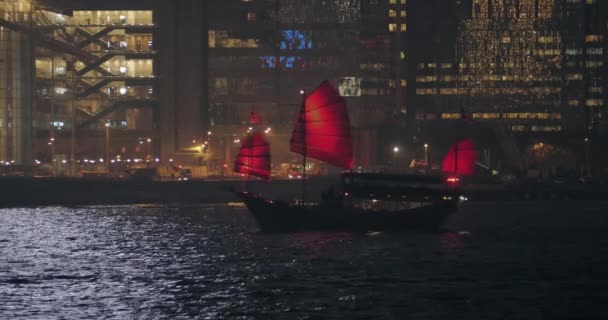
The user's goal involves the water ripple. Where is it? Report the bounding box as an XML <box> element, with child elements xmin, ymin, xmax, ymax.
<box><xmin>1</xmin><ymin>202</ymin><xmax>607</xmax><ymax>319</ymax></box>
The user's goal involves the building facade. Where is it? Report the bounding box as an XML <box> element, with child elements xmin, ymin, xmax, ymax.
<box><xmin>411</xmin><ymin>0</ymin><xmax>607</xmax><ymax>172</ymax></box>
<box><xmin>2</xmin><ymin>0</ymin><xmax>605</xmax><ymax>175</ymax></box>
<box><xmin>207</xmin><ymin>0</ymin><xmax>407</xmax><ymax>170</ymax></box>
<box><xmin>0</xmin><ymin>0</ymin><xmax>209</xmax><ymax>172</ymax></box>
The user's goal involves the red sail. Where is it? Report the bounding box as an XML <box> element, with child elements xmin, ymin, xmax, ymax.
<box><xmin>441</xmin><ymin>139</ymin><xmax>477</xmax><ymax>176</ymax></box>
<box><xmin>234</xmin><ymin>132</ymin><xmax>271</xmax><ymax>180</ymax></box>
<box><xmin>290</xmin><ymin>80</ymin><xmax>354</xmax><ymax>169</ymax></box>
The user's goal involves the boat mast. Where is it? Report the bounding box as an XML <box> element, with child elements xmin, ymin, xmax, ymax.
<box><xmin>454</xmin><ymin>142</ymin><xmax>458</xmax><ymax>175</ymax></box>
<box><xmin>246</xmin><ymin>143</ymin><xmax>252</xmax><ymax>192</ymax></box>
<box><xmin>246</xmin><ymin>110</ymin><xmax>255</xmax><ymax>192</ymax></box>
<box><xmin>299</xmin><ymin>93</ymin><xmax>307</xmax><ymax>205</ymax></box>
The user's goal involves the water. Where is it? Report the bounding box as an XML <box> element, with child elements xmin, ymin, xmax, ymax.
<box><xmin>1</xmin><ymin>201</ymin><xmax>607</xmax><ymax>319</ymax></box>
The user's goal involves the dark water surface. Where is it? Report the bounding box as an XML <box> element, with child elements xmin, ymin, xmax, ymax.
<box><xmin>1</xmin><ymin>201</ymin><xmax>607</xmax><ymax>319</ymax></box>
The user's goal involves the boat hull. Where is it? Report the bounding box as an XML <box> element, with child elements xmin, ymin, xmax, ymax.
<box><xmin>235</xmin><ymin>192</ymin><xmax>458</xmax><ymax>233</ymax></box>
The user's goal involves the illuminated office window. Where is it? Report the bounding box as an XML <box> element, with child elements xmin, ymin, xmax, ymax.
<box><xmin>531</xmin><ymin>126</ymin><xmax>561</xmax><ymax>132</ymax></box>
<box><xmin>586</xmin><ymin>99</ymin><xmax>603</xmax><ymax>107</ymax></box>
<box><xmin>586</xmin><ymin>35</ymin><xmax>602</xmax><ymax>42</ymax></box>
<box><xmin>389</xmin><ymin>9</ymin><xmax>397</xmax><ymax>17</ymax></box>
<box><xmin>400</xmin><ymin>10</ymin><xmax>406</xmax><ymax>17</ymax></box>
<box><xmin>400</xmin><ymin>24</ymin><xmax>407</xmax><ymax>31</ymax></box>
<box><xmin>566</xmin><ymin>48</ymin><xmax>581</xmax><ymax>55</ymax></box>
<box><xmin>441</xmin><ymin>113</ymin><xmax>461</xmax><ymax>119</ymax></box>
<box><xmin>439</xmin><ymin>88</ymin><xmax>459</xmax><ymax>95</ymax></box>
<box><xmin>388</xmin><ymin>23</ymin><xmax>397</xmax><ymax>32</ymax></box>
<box><xmin>416</xmin><ymin>76</ymin><xmax>437</xmax><ymax>83</ymax></box>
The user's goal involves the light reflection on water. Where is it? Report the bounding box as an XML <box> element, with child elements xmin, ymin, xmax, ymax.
<box><xmin>0</xmin><ymin>202</ymin><xmax>607</xmax><ymax>319</ymax></box>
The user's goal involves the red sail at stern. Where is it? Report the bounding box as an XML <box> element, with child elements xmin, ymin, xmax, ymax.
<box><xmin>290</xmin><ymin>81</ymin><xmax>354</xmax><ymax>169</ymax></box>
<box><xmin>234</xmin><ymin>132</ymin><xmax>271</xmax><ymax>180</ymax></box>
<box><xmin>441</xmin><ymin>139</ymin><xmax>477</xmax><ymax>176</ymax></box>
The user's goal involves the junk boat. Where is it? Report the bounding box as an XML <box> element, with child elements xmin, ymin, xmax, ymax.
<box><xmin>232</xmin><ymin>80</ymin><xmax>467</xmax><ymax>232</ymax></box>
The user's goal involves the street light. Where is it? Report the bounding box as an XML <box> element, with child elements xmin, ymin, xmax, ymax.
<box><xmin>146</xmin><ymin>138</ymin><xmax>152</xmax><ymax>162</ymax></box>
<box><xmin>391</xmin><ymin>146</ymin><xmax>400</xmax><ymax>172</ymax></box>
<box><xmin>105</xmin><ymin>122</ymin><xmax>110</xmax><ymax>173</ymax></box>
<box><xmin>49</xmin><ymin>137</ymin><xmax>56</xmax><ymax>177</ymax></box>
<box><xmin>584</xmin><ymin>138</ymin><xmax>590</xmax><ymax>177</ymax></box>
<box><xmin>424</xmin><ymin>144</ymin><xmax>429</xmax><ymax>163</ymax></box>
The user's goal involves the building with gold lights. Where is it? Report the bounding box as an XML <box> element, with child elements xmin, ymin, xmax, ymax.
<box><xmin>412</xmin><ymin>0</ymin><xmax>607</xmax><ymax>172</ymax></box>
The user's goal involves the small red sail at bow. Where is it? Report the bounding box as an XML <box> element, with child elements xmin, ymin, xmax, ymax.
<box><xmin>290</xmin><ymin>80</ymin><xmax>354</xmax><ymax>169</ymax></box>
<box><xmin>234</xmin><ymin>131</ymin><xmax>271</xmax><ymax>180</ymax></box>
<box><xmin>441</xmin><ymin>139</ymin><xmax>477</xmax><ymax>176</ymax></box>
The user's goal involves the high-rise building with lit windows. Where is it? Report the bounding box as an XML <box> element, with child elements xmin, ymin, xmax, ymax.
<box><xmin>413</xmin><ymin>0</ymin><xmax>608</xmax><ymax>135</ymax></box>
<box><xmin>207</xmin><ymin>0</ymin><xmax>409</xmax><ymax>169</ymax></box>
<box><xmin>1</xmin><ymin>1</ymin><xmax>159</xmax><ymax>168</ymax></box>
<box><xmin>3</xmin><ymin>0</ymin><xmax>605</xmax><ymax>173</ymax></box>
<box><xmin>411</xmin><ymin>0</ymin><xmax>607</xmax><ymax>171</ymax></box>
<box><xmin>1</xmin><ymin>0</ymin><xmax>411</xmax><ymax>170</ymax></box>
<box><xmin>0</xmin><ymin>0</ymin><xmax>208</xmax><ymax>170</ymax></box>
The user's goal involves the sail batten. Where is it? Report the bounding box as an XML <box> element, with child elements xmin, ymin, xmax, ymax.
<box><xmin>234</xmin><ymin>132</ymin><xmax>271</xmax><ymax>180</ymax></box>
<box><xmin>290</xmin><ymin>80</ymin><xmax>354</xmax><ymax>170</ymax></box>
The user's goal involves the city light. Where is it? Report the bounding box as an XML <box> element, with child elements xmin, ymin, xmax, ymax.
<box><xmin>0</xmin><ymin>1</ymin><xmax>605</xmax><ymax>184</ymax></box>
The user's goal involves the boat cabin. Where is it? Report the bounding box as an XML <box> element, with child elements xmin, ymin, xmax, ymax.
<box><xmin>339</xmin><ymin>172</ymin><xmax>459</xmax><ymax>211</ymax></box>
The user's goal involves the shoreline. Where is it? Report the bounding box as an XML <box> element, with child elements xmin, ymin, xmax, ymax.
<box><xmin>0</xmin><ymin>176</ymin><xmax>607</xmax><ymax>208</ymax></box>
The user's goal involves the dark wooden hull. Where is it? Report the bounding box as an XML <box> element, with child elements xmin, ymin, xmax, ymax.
<box><xmin>235</xmin><ymin>192</ymin><xmax>458</xmax><ymax>233</ymax></box>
